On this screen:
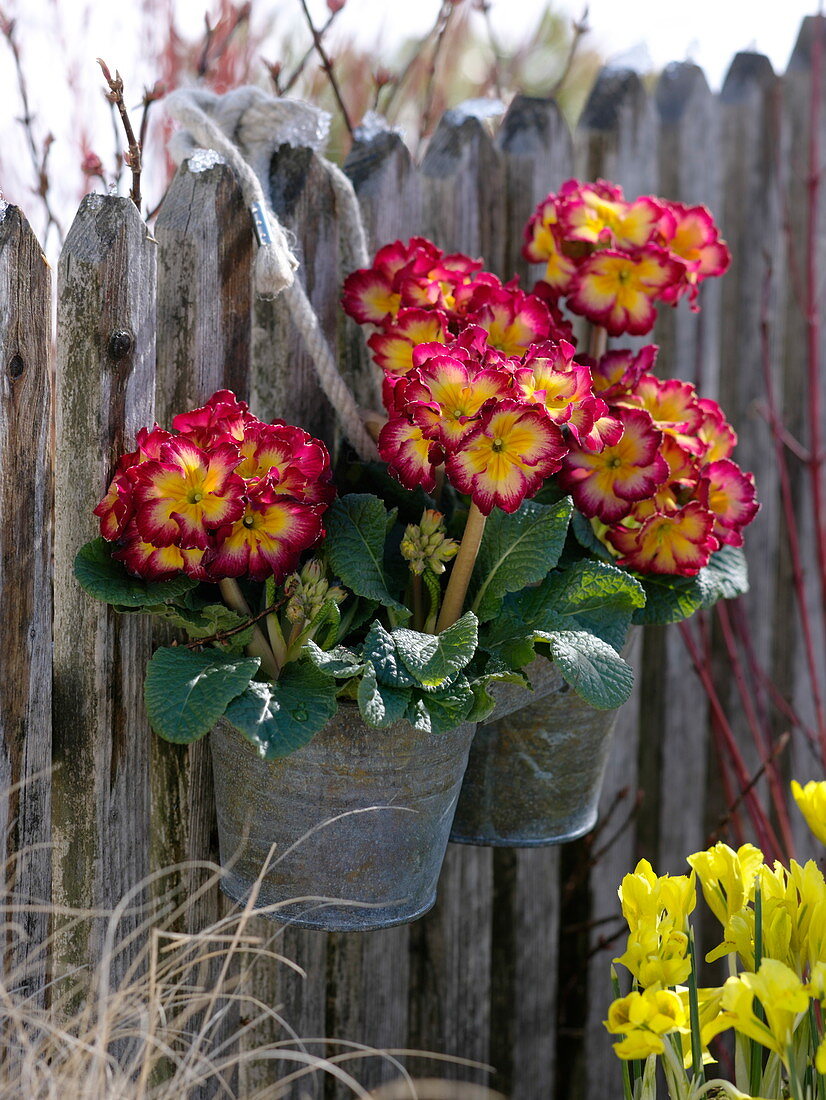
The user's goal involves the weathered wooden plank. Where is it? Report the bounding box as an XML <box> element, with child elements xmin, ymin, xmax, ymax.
<box><xmin>52</xmin><ymin>194</ymin><xmax>156</xmax><ymax>986</ymax></box>
<box><xmin>0</xmin><ymin>204</ymin><xmax>53</xmax><ymax>1003</ymax></box>
<box><xmin>646</xmin><ymin>63</ymin><xmax>720</xmax><ymax>877</ymax></box>
<box><xmin>574</xmin><ymin>70</ymin><xmax>658</xmax><ymax>1097</ymax></box>
<box><xmin>575</xmin><ymin>67</ymin><xmax>658</xmax><ymax>198</ymax></box>
<box><xmin>407</xmin><ymin>845</ymin><xmax>492</xmax><ymax>1088</ymax></box>
<box><xmin>155</xmin><ymin>157</ymin><xmax>253</xmax><ymax>415</ymax></box>
<box><xmin>153</xmin><ymin>156</ymin><xmax>253</xmax><ymax>928</ymax></box>
<box><xmin>420</xmin><ymin>110</ymin><xmax>506</xmax><ymax>276</ymax></box>
<box><xmin>344</xmin><ymin>129</ymin><xmax>423</xmax><ymax>251</ymax></box>
<box><xmin>582</xmin><ymin>629</ymin><xmax>643</xmax><ymax>1100</ymax></box>
<box><xmin>489</xmin><ymin>847</ymin><xmax>560</xmax><ymax>1099</ymax></box>
<box><xmin>252</xmin><ymin>144</ymin><xmax>374</xmax><ymax>454</ymax></box>
<box><xmin>496</xmin><ymin>95</ymin><xmax>574</xmax><ymax>286</ymax></box>
<box><xmin>780</xmin><ymin>17</ymin><xmax>826</xmax><ymax>860</ymax></box>
<box><xmin>716</xmin><ymin>52</ymin><xmax>786</xmax><ymax>841</ymax></box>
<box><xmin>491</xmin><ymin>97</ymin><xmax>573</xmax><ymax>1100</ymax></box>
<box><xmin>327</xmin><ymin>926</ymin><xmax>411</xmax><ymax>1096</ymax></box>
<box><xmin>405</xmin><ymin>109</ymin><xmax>501</xmax><ymax>1087</ymax></box>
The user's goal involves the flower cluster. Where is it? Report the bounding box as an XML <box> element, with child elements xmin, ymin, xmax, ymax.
<box><xmin>605</xmin><ymin>783</ymin><xmax>826</xmax><ymax>1099</ymax></box>
<box><xmin>342</xmin><ymin>235</ymin><xmax>573</xmax><ymax>380</ymax></box>
<box><xmin>523</xmin><ymin>179</ymin><xmax>730</xmax><ymax>335</ymax></box>
<box><xmin>559</xmin><ymin>346</ymin><xmax>758</xmax><ymax>575</ymax></box>
<box><xmin>94</xmin><ymin>390</ymin><xmax>334</xmax><ymax>582</ymax></box>
<box><xmin>377</xmin><ymin>332</ymin><xmax>615</xmax><ymax>515</ymax></box>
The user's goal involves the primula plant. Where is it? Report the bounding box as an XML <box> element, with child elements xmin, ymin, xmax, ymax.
<box><xmin>604</xmin><ymin>780</ymin><xmax>826</xmax><ymax>1100</ymax></box>
<box><xmin>340</xmin><ymin>196</ymin><xmax>756</xmax><ymax>711</ymax></box>
<box><xmin>75</xmin><ymin>391</ymin><xmax>495</xmax><ymax>752</ymax></box>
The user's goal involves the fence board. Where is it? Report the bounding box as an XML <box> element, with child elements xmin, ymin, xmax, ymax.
<box><xmin>635</xmin><ymin>62</ymin><xmax>720</xmax><ymax>881</ymax></box>
<box><xmin>253</xmin><ymin>146</ymin><xmax>344</xmax><ymax>448</ymax></box>
<box><xmin>421</xmin><ymin>111</ymin><xmax>506</xmax><ymax>276</ymax></box>
<box><xmin>780</xmin><ymin>16</ymin><xmax>826</xmax><ymax>860</ymax></box>
<box><xmin>0</xmin><ymin>205</ymin><xmax>52</xmax><ymax>1002</ymax></box>
<box><xmin>493</xmin><ymin>94</ymin><xmax>573</xmax><ymax>1099</ymax></box>
<box><xmin>572</xmin><ymin>66</ymin><xmax>659</xmax><ymax>1099</ymax></box>
<box><xmin>52</xmin><ymin>194</ymin><xmax>156</xmax><ymax>986</ymax></box>
<box><xmin>345</xmin><ymin>130</ymin><xmax>423</xmax><ymax>251</ymax></box>
<box><xmin>716</xmin><ymin>53</ymin><xmax>786</xmax><ymax>843</ymax></box>
<box><xmin>496</xmin><ymin>94</ymin><xmax>574</xmax><ymax>286</ymax></box>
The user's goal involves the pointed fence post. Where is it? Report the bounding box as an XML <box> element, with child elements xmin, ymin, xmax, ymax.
<box><xmin>0</xmin><ymin>204</ymin><xmax>53</xmax><ymax>1004</ymax></box>
<box><xmin>575</xmin><ymin>68</ymin><xmax>658</xmax><ymax>1100</ymax></box>
<box><xmin>496</xmin><ymin>95</ymin><xmax>574</xmax><ymax>286</ymax></box>
<box><xmin>780</xmin><ymin>17</ymin><xmax>826</xmax><ymax>855</ymax></box>
<box><xmin>52</xmin><ymin>194</ymin><xmax>156</xmax><ymax>989</ymax></box>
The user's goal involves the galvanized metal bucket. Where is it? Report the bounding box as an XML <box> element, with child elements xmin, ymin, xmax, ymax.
<box><xmin>209</xmin><ymin>708</ymin><xmax>476</xmax><ymax>932</ymax></box>
<box><xmin>449</xmin><ymin>657</ymin><xmax>622</xmax><ymax>847</ymax></box>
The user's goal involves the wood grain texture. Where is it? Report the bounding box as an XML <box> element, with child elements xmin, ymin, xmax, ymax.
<box><xmin>780</xmin><ymin>18</ymin><xmax>826</xmax><ymax>859</ymax></box>
<box><xmin>253</xmin><ymin>146</ymin><xmax>348</xmax><ymax>450</ymax></box>
<box><xmin>575</xmin><ymin>73</ymin><xmax>658</xmax><ymax>1096</ymax></box>
<box><xmin>0</xmin><ymin>205</ymin><xmax>53</xmax><ymax>1003</ymax></box>
<box><xmin>52</xmin><ymin>195</ymin><xmax>156</xmax><ymax>988</ymax></box>
<box><xmin>717</xmin><ymin>53</ymin><xmax>786</xmax><ymax>830</ymax></box>
<box><xmin>496</xmin><ymin>95</ymin><xmax>574</xmax><ymax>285</ymax></box>
<box><xmin>154</xmin><ymin>159</ymin><xmax>253</xmax><ymax>416</ymax></box>
<box><xmin>421</xmin><ymin>112</ymin><xmax>506</xmax><ymax>276</ymax></box>
<box><xmin>345</xmin><ymin>130</ymin><xmax>423</xmax><ymax>251</ymax></box>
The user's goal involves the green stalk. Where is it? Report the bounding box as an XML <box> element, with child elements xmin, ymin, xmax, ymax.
<box><xmin>749</xmin><ymin>885</ymin><xmax>764</xmax><ymax>1098</ymax></box>
<box><xmin>787</xmin><ymin>1041</ymin><xmax>804</xmax><ymax>1100</ymax></box>
<box><xmin>436</xmin><ymin>502</ymin><xmax>486</xmax><ymax>632</ymax></box>
<box><xmin>412</xmin><ymin>573</ymin><xmax>424</xmax><ymax>632</ymax></box>
<box><xmin>265</xmin><ymin>609</ymin><xmax>288</xmax><ymax>671</ymax></box>
<box><xmin>423</xmin><ymin>569</ymin><xmax>442</xmax><ymax>634</ymax></box>
<box><xmin>611</xmin><ymin>966</ymin><xmax>634</xmax><ymax>1100</ymax></box>
<box><xmin>589</xmin><ymin>323</ymin><xmax>608</xmax><ymax>360</ymax></box>
<box><xmin>218</xmin><ymin>578</ymin><xmax>279</xmax><ymax>679</ymax></box>
<box><xmin>688</xmin><ymin>927</ymin><xmax>705</xmax><ymax>1089</ymax></box>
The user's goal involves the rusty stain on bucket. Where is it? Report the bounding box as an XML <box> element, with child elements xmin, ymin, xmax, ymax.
<box><xmin>450</xmin><ymin>656</ymin><xmax>624</xmax><ymax>847</ymax></box>
<box><xmin>210</xmin><ymin>707</ymin><xmax>476</xmax><ymax>932</ymax></box>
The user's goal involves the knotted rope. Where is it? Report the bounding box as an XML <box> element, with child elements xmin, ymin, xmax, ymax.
<box><xmin>165</xmin><ymin>86</ymin><xmax>378</xmax><ymax>461</ymax></box>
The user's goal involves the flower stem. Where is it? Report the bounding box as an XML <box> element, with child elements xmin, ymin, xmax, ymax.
<box><xmin>589</xmin><ymin>323</ymin><xmax>608</xmax><ymax>360</ymax></box>
<box><xmin>436</xmin><ymin>503</ymin><xmax>487</xmax><ymax>632</ymax></box>
<box><xmin>688</xmin><ymin>927</ymin><xmax>705</xmax><ymax>1089</ymax></box>
<box><xmin>218</xmin><ymin>578</ymin><xmax>280</xmax><ymax>680</ymax></box>
<box><xmin>412</xmin><ymin>573</ymin><xmax>424</xmax><ymax>632</ymax></box>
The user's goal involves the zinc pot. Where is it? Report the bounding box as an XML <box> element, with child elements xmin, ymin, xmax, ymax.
<box><xmin>209</xmin><ymin>708</ymin><xmax>476</xmax><ymax>932</ymax></box>
<box><xmin>449</xmin><ymin>656</ymin><xmax>625</xmax><ymax>848</ymax></box>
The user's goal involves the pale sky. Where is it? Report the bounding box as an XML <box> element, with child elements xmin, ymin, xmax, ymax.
<box><xmin>0</xmin><ymin>0</ymin><xmax>818</xmax><ymax>249</ymax></box>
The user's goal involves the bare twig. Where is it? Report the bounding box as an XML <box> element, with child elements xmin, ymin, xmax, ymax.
<box><xmin>0</xmin><ymin>9</ymin><xmax>63</xmax><ymax>242</ymax></box>
<box><xmin>549</xmin><ymin>6</ymin><xmax>590</xmax><ymax>100</ymax></box>
<box><xmin>182</xmin><ymin>595</ymin><xmax>289</xmax><ymax>651</ymax></box>
<box><xmin>475</xmin><ymin>0</ymin><xmax>504</xmax><ymax>99</ymax></box>
<box><xmin>97</xmin><ymin>58</ymin><xmax>142</xmax><ymax>211</ymax></box>
<box><xmin>197</xmin><ymin>2</ymin><xmax>251</xmax><ymax>80</ymax></box>
<box><xmin>707</xmin><ymin>730</ymin><xmax>792</xmax><ymax>847</ymax></box>
<box><xmin>138</xmin><ymin>80</ymin><xmax>165</xmax><ymax>158</ymax></box>
<box><xmin>297</xmin><ymin>0</ymin><xmax>354</xmax><ymax>137</ymax></box>
<box><xmin>281</xmin><ymin>7</ymin><xmax>340</xmax><ymax>94</ymax></box>
<box><xmin>420</xmin><ymin>1</ymin><xmax>458</xmax><ymax>142</ymax></box>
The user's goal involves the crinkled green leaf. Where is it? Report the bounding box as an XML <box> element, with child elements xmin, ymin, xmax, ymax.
<box><xmin>466</xmin><ymin>679</ymin><xmax>497</xmax><ymax>723</ymax></box>
<box><xmin>511</xmin><ymin>560</ymin><xmax>644</xmax><ymax>652</ymax></box>
<box><xmin>304</xmin><ymin>641</ymin><xmax>366</xmax><ymax>678</ymax></box>
<box><xmin>148</xmin><ymin>600</ymin><xmax>253</xmax><ymax>651</ymax></box>
<box><xmin>224</xmin><ymin>660</ymin><xmax>338</xmax><ymax>758</ymax></box>
<box><xmin>325</xmin><ymin>495</ymin><xmax>408</xmax><ymax>618</ymax></box>
<box><xmin>422</xmin><ymin>675</ymin><xmax>475</xmax><ymax>733</ymax></box>
<box><xmin>543</xmin><ymin>630</ymin><xmax>633</xmax><ymax>709</ymax></box>
<box><xmin>357</xmin><ymin>663</ymin><xmax>410</xmax><ymax>727</ymax></box>
<box><xmin>75</xmin><ymin>538</ymin><xmax>198</xmax><ymax>608</ymax></box>
<box><xmin>478</xmin><ymin>610</ymin><xmax>539</xmax><ymax>669</ymax></box>
<box><xmin>406</xmin><ymin>698</ymin><xmax>432</xmax><ymax>733</ymax></box>
<box><xmin>633</xmin><ymin>573</ymin><xmax>705</xmax><ymax>626</ymax></box>
<box><xmin>393</xmin><ymin>611</ymin><xmax>478</xmax><ymax>687</ymax></box>
<box><xmin>363</xmin><ymin>620</ymin><xmax>415</xmax><ymax>687</ymax></box>
<box><xmin>145</xmin><ymin>647</ymin><xmax>259</xmax><ymax>744</ymax></box>
<box><xmin>697</xmin><ymin>545</ymin><xmax>749</xmax><ymax>606</ymax></box>
<box><xmin>570</xmin><ymin>510</ymin><xmax>615</xmax><ymax>562</ymax></box>
<box><xmin>470</xmin><ymin>498</ymin><xmax>573</xmax><ymax>621</ymax></box>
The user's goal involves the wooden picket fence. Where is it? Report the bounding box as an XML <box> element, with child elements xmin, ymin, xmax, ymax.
<box><xmin>1</xmin><ymin>15</ymin><xmax>824</xmax><ymax>1098</ymax></box>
